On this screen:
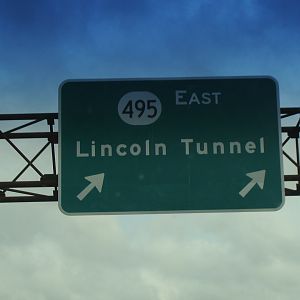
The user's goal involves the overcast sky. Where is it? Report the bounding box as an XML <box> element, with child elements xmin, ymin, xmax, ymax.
<box><xmin>0</xmin><ymin>0</ymin><xmax>300</xmax><ymax>299</ymax></box>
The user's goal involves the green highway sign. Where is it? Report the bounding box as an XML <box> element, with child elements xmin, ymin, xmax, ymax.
<box><xmin>59</xmin><ymin>77</ymin><xmax>284</xmax><ymax>215</ymax></box>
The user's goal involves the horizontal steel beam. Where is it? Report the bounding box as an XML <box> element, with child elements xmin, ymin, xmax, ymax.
<box><xmin>285</xmin><ymin>188</ymin><xmax>300</xmax><ymax>197</ymax></box>
<box><xmin>280</xmin><ymin>107</ymin><xmax>300</xmax><ymax>114</ymax></box>
<box><xmin>0</xmin><ymin>180</ymin><xmax>57</xmax><ymax>188</ymax></box>
<box><xmin>0</xmin><ymin>195</ymin><xmax>58</xmax><ymax>202</ymax></box>
<box><xmin>0</xmin><ymin>132</ymin><xmax>58</xmax><ymax>140</ymax></box>
<box><xmin>282</xmin><ymin>126</ymin><xmax>300</xmax><ymax>133</ymax></box>
<box><xmin>284</xmin><ymin>175</ymin><xmax>300</xmax><ymax>181</ymax></box>
<box><xmin>0</xmin><ymin>113</ymin><xmax>58</xmax><ymax>121</ymax></box>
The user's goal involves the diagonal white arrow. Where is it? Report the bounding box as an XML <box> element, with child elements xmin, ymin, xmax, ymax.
<box><xmin>239</xmin><ymin>170</ymin><xmax>266</xmax><ymax>198</ymax></box>
<box><xmin>77</xmin><ymin>173</ymin><xmax>105</xmax><ymax>201</ymax></box>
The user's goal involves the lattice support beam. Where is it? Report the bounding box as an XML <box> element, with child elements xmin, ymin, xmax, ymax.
<box><xmin>0</xmin><ymin>113</ymin><xmax>58</xmax><ymax>202</ymax></box>
<box><xmin>281</xmin><ymin>107</ymin><xmax>300</xmax><ymax>196</ymax></box>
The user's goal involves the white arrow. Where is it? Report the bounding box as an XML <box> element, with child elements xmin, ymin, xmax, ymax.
<box><xmin>239</xmin><ymin>170</ymin><xmax>266</xmax><ymax>198</ymax></box>
<box><xmin>77</xmin><ymin>173</ymin><xmax>105</xmax><ymax>201</ymax></box>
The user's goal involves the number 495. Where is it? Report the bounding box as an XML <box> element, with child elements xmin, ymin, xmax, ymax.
<box><xmin>122</xmin><ymin>99</ymin><xmax>158</xmax><ymax>119</ymax></box>
<box><xmin>118</xmin><ymin>91</ymin><xmax>162</xmax><ymax>126</ymax></box>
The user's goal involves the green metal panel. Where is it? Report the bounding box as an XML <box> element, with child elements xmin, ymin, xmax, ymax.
<box><xmin>59</xmin><ymin>77</ymin><xmax>284</xmax><ymax>215</ymax></box>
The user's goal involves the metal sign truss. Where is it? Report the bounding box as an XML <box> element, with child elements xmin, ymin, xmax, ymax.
<box><xmin>0</xmin><ymin>108</ymin><xmax>299</xmax><ymax>203</ymax></box>
<box><xmin>281</xmin><ymin>108</ymin><xmax>300</xmax><ymax>196</ymax></box>
<box><xmin>0</xmin><ymin>113</ymin><xmax>58</xmax><ymax>202</ymax></box>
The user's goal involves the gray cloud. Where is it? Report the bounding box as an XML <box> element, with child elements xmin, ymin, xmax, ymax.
<box><xmin>1</xmin><ymin>205</ymin><xmax>300</xmax><ymax>299</ymax></box>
